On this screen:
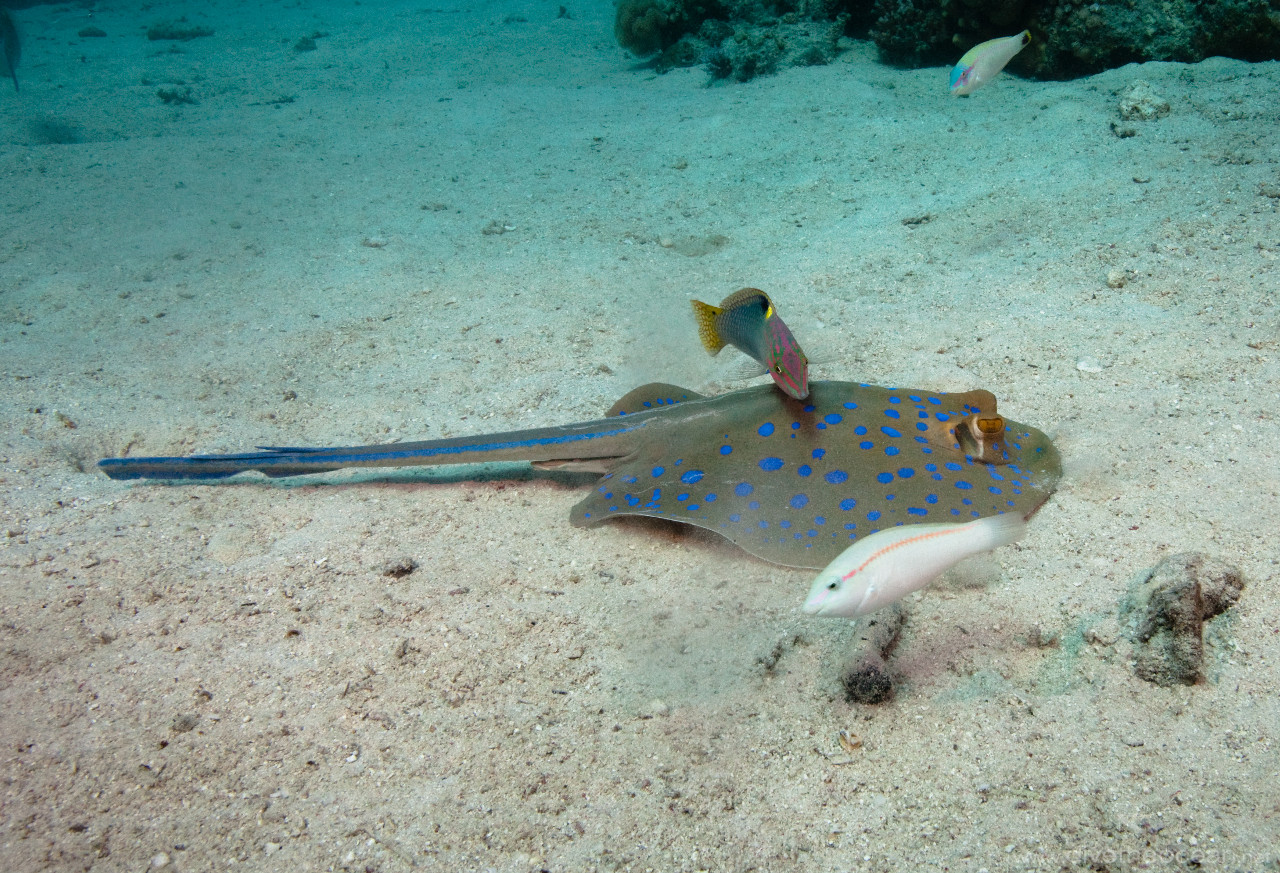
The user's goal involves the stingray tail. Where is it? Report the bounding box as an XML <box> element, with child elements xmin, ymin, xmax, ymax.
<box><xmin>98</xmin><ymin>446</ymin><xmax>348</xmax><ymax>481</ymax></box>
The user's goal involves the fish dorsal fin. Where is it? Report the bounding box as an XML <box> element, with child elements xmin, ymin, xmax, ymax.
<box><xmin>606</xmin><ymin>383</ymin><xmax>705</xmax><ymax>417</ymax></box>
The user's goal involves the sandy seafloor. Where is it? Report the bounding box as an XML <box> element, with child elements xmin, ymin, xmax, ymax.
<box><xmin>1</xmin><ymin>0</ymin><xmax>1278</xmax><ymax>870</ymax></box>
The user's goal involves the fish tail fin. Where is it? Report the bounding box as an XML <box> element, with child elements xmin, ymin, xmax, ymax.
<box><xmin>690</xmin><ymin>299</ymin><xmax>726</xmax><ymax>354</ymax></box>
<box><xmin>974</xmin><ymin>513</ymin><xmax>1027</xmax><ymax>550</ymax></box>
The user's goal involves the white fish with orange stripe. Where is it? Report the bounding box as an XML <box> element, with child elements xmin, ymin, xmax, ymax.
<box><xmin>801</xmin><ymin>514</ymin><xmax>1027</xmax><ymax>618</ymax></box>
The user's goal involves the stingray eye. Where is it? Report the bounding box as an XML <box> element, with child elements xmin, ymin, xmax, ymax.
<box><xmin>975</xmin><ymin>416</ymin><xmax>1004</xmax><ymax>437</ymax></box>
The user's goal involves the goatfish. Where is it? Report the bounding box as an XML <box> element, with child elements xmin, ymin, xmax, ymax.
<box><xmin>949</xmin><ymin>30</ymin><xmax>1030</xmax><ymax>96</ymax></box>
<box><xmin>802</xmin><ymin>514</ymin><xmax>1026</xmax><ymax>618</ymax></box>
<box><xmin>1</xmin><ymin>9</ymin><xmax>19</xmax><ymax>94</ymax></box>
<box><xmin>691</xmin><ymin>288</ymin><xmax>810</xmax><ymax>400</ymax></box>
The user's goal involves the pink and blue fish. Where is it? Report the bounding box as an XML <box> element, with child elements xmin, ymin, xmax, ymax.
<box><xmin>691</xmin><ymin>288</ymin><xmax>810</xmax><ymax>400</ymax></box>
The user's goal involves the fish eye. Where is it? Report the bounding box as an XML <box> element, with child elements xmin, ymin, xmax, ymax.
<box><xmin>826</xmin><ymin>580</ymin><xmax>838</xmax><ymax>591</ymax></box>
<box><xmin>773</xmin><ymin>365</ymin><xmax>782</xmax><ymax>374</ymax></box>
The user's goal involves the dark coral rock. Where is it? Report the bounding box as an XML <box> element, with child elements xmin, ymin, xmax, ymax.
<box><xmin>615</xmin><ymin>0</ymin><xmax>727</xmax><ymax>57</ymax></box>
<box><xmin>1123</xmin><ymin>552</ymin><xmax>1244</xmax><ymax>687</ymax></box>
<box><xmin>866</xmin><ymin>0</ymin><xmax>1280</xmax><ymax>80</ymax></box>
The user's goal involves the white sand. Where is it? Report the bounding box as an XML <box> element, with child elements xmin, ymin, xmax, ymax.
<box><xmin>2</xmin><ymin>0</ymin><xmax>1277</xmax><ymax>870</ymax></box>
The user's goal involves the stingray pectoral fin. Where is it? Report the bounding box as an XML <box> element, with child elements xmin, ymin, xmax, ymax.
<box><xmin>606</xmin><ymin>383</ymin><xmax>705</xmax><ymax>417</ymax></box>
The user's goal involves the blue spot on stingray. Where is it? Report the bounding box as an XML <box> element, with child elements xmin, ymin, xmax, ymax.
<box><xmin>677</xmin><ymin>492</ymin><xmax>688</xmax><ymax>501</ymax></box>
<box><xmin>926</xmin><ymin>494</ymin><xmax>938</xmax><ymax>504</ymax></box>
<box><xmin>854</xmin><ymin>425</ymin><xmax>868</xmax><ymax>435</ymax></box>
<box><xmin>876</xmin><ymin>472</ymin><xmax>893</xmax><ymax>484</ymax></box>
<box><xmin>824</xmin><ymin>413</ymin><xmax>842</xmax><ymax>425</ymax></box>
<box><xmin>790</xmin><ymin>494</ymin><xmax>809</xmax><ymax>509</ymax></box>
<box><xmin>936</xmin><ymin>413</ymin><xmax>951</xmax><ymax>422</ymax></box>
<box><xmin>909</xmin><ymin>395</ymin><xmax>922</xmax><ymax>402</ymax></box>
<box><xmin>735</xmin><ymin>482</ymin><xmax>753</xmax><ymax>497</ymax></box>
<box><xmin>845</xmin><ymin>523</ymin><xmax>856</xmax><ymax>531</ymax></box>
<box><xmin>925</xmin><ymin>463</ymin><xmax>938</xmax><ymax>472</ymax></box>
<box><xmin>720</xmin><ymin>445</ymin><xmax>732</xmax><ymax>455</ymax></box>
<box><xmin>807</xmin><ymin>530</ymin><xmax>818</xmax><ymax>537</ymax></box>
<box><xmin>686</xmin><ymin>504</ymin><xmax>699</xmax><ymax>511</ymax></box>
<box><xmin>867</xmin><ymin>510</ymin><xmax>882</xmax><ymax>521</ymax></box>
<box><xmin>749</xmin><ymin>500</ymin><xmax>761</xmax><ymax>510</ymax></box>
<box><xmin>962</xmin><ymin>498</ymin><xmax>974</xmax><ymax>506</ymax></box>
<box><xmin>758</xmin><ymin>520</ymin><xmax>769</xmax><ymax>529</ymax></box>
<box><xmin>609</xmin><ymin>506</ymin><xmax>618</xmax><ymax>512</ymax></box>
<box><xmin>885</xmin><ymin>494</ymin><xmax>896</xmax><ymax>501</ymax></box>
<box><xmin>791</xmin><ymin>422</ymin><xmax>801</xmax><ymax>430</ymax></box>
<box><xmin>652</xmin><ymin>466</ymin><xmax>664</xmax><ymax>477</ymax></box>
<box><xmin>955</xmin><ymin>481</ymin><xmax>973</xmax><ymax>490</ymax></box>
<box><xmin>898</xmin><ymin>468</ymin><xmax>915</xmax><ymax>479</ymax></box>
<box><xmin>584</xmin><ymin>512</ymin><xmax>591</xmax><ymax>518</ymax></box>
<box><xmin>843</xmin><ymin>401</ymin><xmax>858</xmax><ymax>409</ymax></box>
<box><xmin>945</xmin><ymin>462</ymin><xmax>963</xmax><ymax>471</ymax></box>
<box><xmin>680</xmin><ymin>470</ymin><xmax>705</xmax><ymax>484</ymax></box>
<box><xmin>803</xmin><ymin>404</ymin><xmax>816</xmax><ymax>413</ymax></box>
<box><xmin>989</xmin><ymin>486</ymin><xmax>1002</xmax><ymax>494</ymax></box>
<box><xmin>916</xmin><ymin>422</ymin><xmax>929</xmax><ymax>431</ymax></box>
<box><xmin>760</xmin><ymin>457</ymin><xmax>784</xmax><ymax>471</ymax></box>
<box><xmin>780</xmin><ymin>520</ymin><xmax>792</xmax><ymax>529</ymax></box>
<box><xmin>623</xmin><ymin>475</ymin><xmax>637</xmax><ymax>484</ymax></box>
<box><xmin>859</xmin><ymin>441</ymin><xmax>874</xmax><ymax>450</ymax></box>
<box><xmin>884</xmin><ymin>409</ymin><xmax>900</xmax><ymax>419</ymax></box>
<box><xmin>626</xmin><ymin>495</ymin><xmax>640</xmax><ymax>506</ymax></box>
<box><xmin>929</xmin><ymin>397</ymin><xmax>941</xmax><ymax>405</ymax></box>
<box><xmin>758</xmin><ymin>422</ymin><xmax>775</xmax><ymax>437</ymax></box>
<box><xmin>839</xmin><ymin>498</ymin><xmax>856</xmax><ymax>511</ymax></box>
<box><xmin>812</xmin><ymin>448</ymin><xmax>826</xmax><ymax>459</ymax></box>
<box><xmin>652</xmin><ymin>488</ymin><xmax>662</xmax><ymax>499</ymax></box>
<box><xmin>729</xmin><ymin>513</ymin><xmax>741</xmax><ymax>522</ymax></box>
<box><xmin>798</xmin><ymin>465</ymin><xmax>812</xmax><ymax>477</ymax></box>
<box><xmin>816</xmin><ymin>423</ymin><xmax>827</xmax><ymax>431</ymax></box>
<box><xmin>908</xmin><ymin>507</ymin><xmax>928</xmax><ymax>516</ymax></box>
<box><xmin>881</xmin><ymin>426</ymin><xmax>902</xmax><ymax>438</ymax></box>
<box><xmin>889</xmin><ymin>396</ymin><xmax>901</xmax><ymax>404</ymax></box>
<box><xmin>705</xmin><ymin>493</ymin><xmax>717</xmax><ymax>502</ymax></box>
<box><xmin>825</xmin><ymin>470</ymin><xmax>848</xmax><ymax>484</ymax></box>
<box><xmin>885</xmin><ymin>446</ymin><xmax>900</xmax><ymax>457</ymax></box>
<box><xmin>815</xmin><ymin>516</ymin><xmax>826</xmax><ymax>525</ymax></box>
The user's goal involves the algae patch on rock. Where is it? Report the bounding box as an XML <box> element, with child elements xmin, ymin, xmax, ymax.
<box><xmin>1121</xmin><ymin>552</ymin><xmax>1244</xmax><ymax>687</ymax></box>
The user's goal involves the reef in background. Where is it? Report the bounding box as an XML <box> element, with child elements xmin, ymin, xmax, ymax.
<box><xmin>615</xmin><ymin>0</ymin><xmax>1280</xmax><ymax>82</ymax></box>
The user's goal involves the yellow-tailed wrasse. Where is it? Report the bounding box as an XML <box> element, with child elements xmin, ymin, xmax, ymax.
<box><xmin>691</xmin><ymin>288</ymin><xmax>810</xmax><ymax>400</ymax></box>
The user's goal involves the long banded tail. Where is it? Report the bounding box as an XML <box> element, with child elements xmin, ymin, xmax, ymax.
<box><xmin>98</xmin><ymin>416</ymin><xmax>654</xmax><ymax>482</ymax></box>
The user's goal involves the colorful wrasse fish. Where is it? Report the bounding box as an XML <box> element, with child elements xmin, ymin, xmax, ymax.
<box><xmin>949</xmin><ymin>30</ymin><xmax>1030</xmax><ymax>96</ymax></box>
<box><xmin>802</xmin><ymin>514</ymin><xmax>1026</xmax><ymax>618</ymax></box>
<box><xmin>691</xmin><ymin>288</ymin><xmax>810</xmax><ymax>400</ymax></box>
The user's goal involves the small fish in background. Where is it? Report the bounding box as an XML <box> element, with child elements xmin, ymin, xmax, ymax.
<box><xmin>949</xmin><ymin>30</ymin><xmax>1030</xmax><ymax>96</ymax></box>
<box><xmin>691</xmin><ymin>287</ymin><xmax>810</xmax><ymax>400</ymax></box>
<box><xmin>802</xmin><ymin>514</ymin><xmax>1027</xmax><ymax>618</ymax></box>
<box><xmin>1</xmin><ymin>8</ymin><xmax>19</xmax><ymax>93</ymax></box>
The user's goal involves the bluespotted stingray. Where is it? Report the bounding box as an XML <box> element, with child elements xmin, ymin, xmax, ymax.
<box><xmin>99</xmin><ymin>380</ymin><xmax>1061</xmax><ymax>569</ymax></box>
